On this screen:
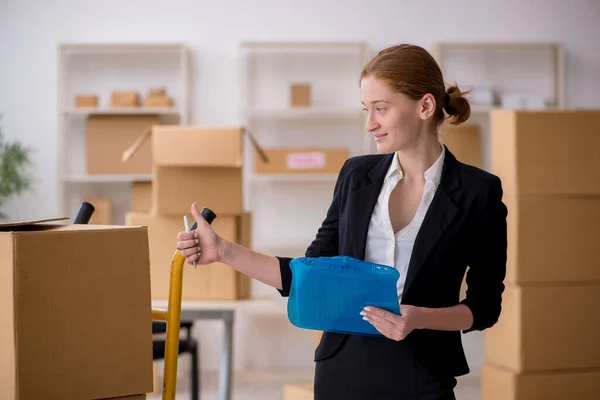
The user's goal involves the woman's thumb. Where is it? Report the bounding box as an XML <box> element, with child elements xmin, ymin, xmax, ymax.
<box><xmin>191</xmin><ymin>202</ymin><xmax>207</xmax><ymax>227</ymax></box>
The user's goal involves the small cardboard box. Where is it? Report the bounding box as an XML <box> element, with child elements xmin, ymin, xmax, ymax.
<box><xmin>440</xmin><ymin>124</ymin><xmax>481</xmax><ymax>168</ymax></box>
<box><xmin>87</xmin><ymin>115</ymin><xmax>158</xmax><ymax>175</ymax></box>
<box><xmin>0</xmin><ymin>218</ymin><xmax>153</xmax><ymax>400</ymax></box>
<box><xmin>290</xmin><ymin>83</ymin><xmax>311</xmax><ymax>107</ymax></box>
<box><xmin>111</xmin><ymin>91</ymin><xmax>139</xmax><ymax>107</ymax></box>
<box><xmin>254</xmin><ymin>148</ymin><xmax>349</xmax><ymax>174</ymax></box>
<box><xmin>84</xmin><ymin>197</ymin><xmax>112</xmax><ymax>225</ymax></box>
<box><xmin>485</xmin><ymin>283</ymin><xmax>600</xmax><ymax>373</ymax></box>
<box><xmin>490</xmin><ymin>110</ymin><xmax>600</xmax><ymax>195</ymax></box>
<box><xmin>131</xmin><ymin>182</ymin><xmax>153</xmax><ymax>213</ymax></box>
<box><xmin>75</xmin><ymin>94</ymin><xmax>98</xmax><ymax>108</ymax></box>
<box><xmin>283</xmin><ymin>382</ymin><xmax>314</xmax><ymax>400</ymax></box>
<box><xmin>125</xmin><ymin>212</ymin><xmax>252</xmax><ymax>300</ymax></box>
<box><xmin>481</xmin><ymin>363</ymin><xmax>600</xmax><ymax>400</ymax></box>
<box><xmin>142</xmin><ymin>95</ymin><xmax>173</xmax><ymax>108</ymax></box>
<box><xmin>505</xmin><ymin>194</ymin><xmax>600</xmax><ymax>284</ymax></box>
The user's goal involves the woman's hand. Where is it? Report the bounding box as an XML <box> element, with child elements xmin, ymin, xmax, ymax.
<box><xmin>361</xmin><ymin>304</ymin><xmax>425</xmax><ymax>341</ymax></box>
<box><xmin>176</xmin><ymin>202</ymin><xmax>222</xmax><ymax>266</ymax></box>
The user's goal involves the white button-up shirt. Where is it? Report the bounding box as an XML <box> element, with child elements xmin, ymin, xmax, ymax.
<box><xmin>364</xmin><ymin>144</ymin><xmax>446</xmax><ymax>301</ymax></box>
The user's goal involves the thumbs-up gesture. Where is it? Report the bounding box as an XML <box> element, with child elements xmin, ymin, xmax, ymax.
<box><xmin>177</xmin><ymin>202</ymin><xmax>222</xmax><ymax>266</ymax></box>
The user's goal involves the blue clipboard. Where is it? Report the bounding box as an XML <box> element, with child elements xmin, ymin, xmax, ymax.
<box><xmin>287</xmin><ymin>256</ymin><xmax>401</xmax><ymax>336</ymax></box>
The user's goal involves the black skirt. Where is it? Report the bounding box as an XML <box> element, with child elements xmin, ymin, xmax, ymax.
<box><xmin>314</xmin><ymin>334</ymin><xmax>457</xmax><ymax>400</ymax></box>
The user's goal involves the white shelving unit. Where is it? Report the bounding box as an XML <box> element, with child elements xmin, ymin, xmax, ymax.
<box><xmin>240</xmin><ymin>41</ymin><xmax>370</xmax><ymax>257</ymax></box>
<box><xmin>56</xmin><ymin>43</ymin><xmax>189</xmax><ymax>223</ymax></box>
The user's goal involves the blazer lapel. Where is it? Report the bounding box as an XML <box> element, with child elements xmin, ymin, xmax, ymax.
<box><xmin>349</xmin><ymin>153</ymin><xmax>394</xmax><ymax>260</ymax></box>
<box><xmin>402</xmin><ymin>147</ymin><xmax>461</xmax><ymax>297</ymax></box>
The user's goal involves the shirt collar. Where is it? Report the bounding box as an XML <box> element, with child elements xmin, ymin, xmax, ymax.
<box><xmin>384</xmin><ymin>142</ymin><xmax>445</xmax><ymax>187</ymax></box>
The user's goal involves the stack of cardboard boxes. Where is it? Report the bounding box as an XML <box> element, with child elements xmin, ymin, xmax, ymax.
<box><xmin>483</xmin><ymin>110</ymin><xmax>600</xmax><ymax>400</ymax></box>
<box><xmin>125</xmin><ymin>126</ymin><xmax>253</xmax><ymax>301</ymax></box>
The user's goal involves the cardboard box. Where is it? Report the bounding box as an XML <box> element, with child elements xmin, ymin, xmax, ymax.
<box><xmin>142</xmin><ymin>95</ymin><xmax>173</xmax><ymax>108</ymax></box>
<box><xmin>254</xmin><ymin>148</ymin><xmax>349</xmax><ymax>174</ymax></box>
<box><xmin>87</xmin><ymin>115</ymin><xmax>158</xmax><ymax>174</ymax></box>
<box><xmin>154</xmin><ymin>166</ymin><xmax>242</xmax><ymax>215</ymax></box>
<box><xmin>290</xmin><ymin>83</ymin><xmax>311</xmax><ymax>107</ymax></box>
<box><xmin>440</xmin><ymin>125</ymin><xmax>481</xmax><ymax>168</ymax></box>
<box><xmin>152</xmin><ymin>126</ymin><xmax>244</xmax><ymax>167</ymax></box>
<box><xmin>131</xmin><ymin>182</ymin><xmax>153</xmax><ymax>213</ymax></box>
<box><xmin>111</xmin><ymin>91</ymin><xmax>139</xmax><ymax>107</ymax></box>
<box><xmin>75</xmin><ymin>94</ymin><xmax>98</xmax><ymax>108</ymax></box>
<box><xmin>0</xmin><ymin>219</ymin><xmax>153</xmax><ymax>400</ymax></box>
<box><xmin>506</xmin><ymin>195</ymin><xmax>600</xmax><ymax>284</ymax></box>
<box><xmin>125</xmin><ymin>212</ymin><xmax>252</xmax><ymax>300</ymax></box>
<box><xmin>100</xmin><ymin>395</ymin><xmax>147</xmax><ymax>400</ymax></box>
<box><xmin>490</xmin><ymin>110</ymin><xmax>600</xmax><ymax>195</ymax></box>
<box><xmin>482</xmin><ymin>364</ymin><xmax>600</xmax><ymax>400</ymax></box>
<box><xmin>84</xmin><ymin>197</ymin><xmax>112</xmax><ymax>225</ymax></box>
<box><xmin>485</xmin><ymin>283</ymin><xmax>600</xmax><ymax>372</ymax></box>
<box><xmin>283</xmin><ymin>382</ymin><xmax>314</xmax><ymax>400</ymax></box>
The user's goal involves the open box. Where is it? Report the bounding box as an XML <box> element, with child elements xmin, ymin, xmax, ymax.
<box><xmin>0</xmin><ymin>218</ymin><xmax>154</xmax><ymax>399</ymax></box>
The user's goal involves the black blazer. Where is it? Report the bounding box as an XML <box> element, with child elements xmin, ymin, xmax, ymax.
<box><xmin>276</xmin><ymin>146</ymin><xmax>508</xmax><ymax>378</ymax></box>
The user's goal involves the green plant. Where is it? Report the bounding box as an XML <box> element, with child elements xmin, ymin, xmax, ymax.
<box><xmin>0</xmin><ymin>120</ymin><xmax>34</xmax><ymax>219</ymax></box>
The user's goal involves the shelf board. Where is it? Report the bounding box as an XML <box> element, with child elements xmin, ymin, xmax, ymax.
<box><xmin>250</xmin><ymin>173</ymin><xmax>338</xmax><ymax>183</ymax></box>
<box><xmin>63</xmin><ymin>107</ymin><xmax>181</xmax><ymax>116</ymax></box>
<box><xmin>64</xmin><ymin>174</ymin><xmax>152</xmax><ymax>183</ymax></box>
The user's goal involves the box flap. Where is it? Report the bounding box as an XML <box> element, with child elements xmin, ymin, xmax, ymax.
<box><xmin>0</xmin><ymin>217</ymin><xmax>70</xmax><ymax>231</ymax></box>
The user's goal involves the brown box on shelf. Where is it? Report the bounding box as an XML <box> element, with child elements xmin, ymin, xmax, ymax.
<box><xmin>485</xmin><ymin>283</ymin><xmax>600</xmax><ymax>373</ymax></box>
<box><xmin>131</xmin><ymin>182</ymin><xmax>153</xmax><ymax>213</ymax></box>
<box><xmin>111</xmin><ymin>91</ymin><xmax>139</xmax><ymax>107</ymax></box>
<box><xmin>481</xmin><ymin>364</ymin><xmax>600</xmax><ymax>400</ymax></box>
<box><xmin>490</xmin><ymin>110</ymin><xmax>600</xmax><ymax>195</ymax></box>
<box><xmin>125</xmin><ymin>212</ymin><xmax>252</xmax><ymax>300</ymax></box>
<box><xmin>148</xmin><ymin>87</ymin><xmax>166</xmax><ymax>96</ymax></box>
<box><xmin>84</xmin><ymin>197</ymin><xmax>112</xmax><ymax>225</ymax></box>
<box><xmin>505</xmin><ymin>194</ymin><xmax>600</xmax><ymax>284</ymax></box>
<box><xmin>142</xmin><ymin>95</ymin><xmax>173</xmax><ymax>108</ymax></box>
<box><xmin>440</xmin><ymin>124</ymin><xmax>481</xmax><ymax>168</ymax></box>
<box><xmin>0</xmin><ymin>219</ymin><xmax>153</xmax><ymax>400</ymax></box>
<box><xmin>75</xmin><ymin>94</ymin><xmax>98</xmax><ymax>108</ymax></box>
<box><xmin>290</xmin><ymin>83</ymin><xmax>311</xmax><ymax>107</ymax></box>
<box><xmin>284</xmin><ymin>382</ymin><xmax>314</xmax><ymax>400</ymax></box>
<box><xmin>254</xmin><ymin>148</ymin><xmax>349</xmax><ymax>174</ymax></box>
<box><xmin>87</xmin><ymin>114</ymin><xmax>158</xmax><ymax>174</ymax></box>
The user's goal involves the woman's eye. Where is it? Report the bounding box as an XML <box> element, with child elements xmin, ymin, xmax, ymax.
<box><xmin>376</xmin><ymin>107</ymin><xmax>385</xmax><ymax>112</ymax></box>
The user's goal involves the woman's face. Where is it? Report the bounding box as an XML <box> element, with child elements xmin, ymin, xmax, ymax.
<box><xmin>360</xmin><ymin>76</ymin><xmax>428</xmax><ymax>154</ymax></box>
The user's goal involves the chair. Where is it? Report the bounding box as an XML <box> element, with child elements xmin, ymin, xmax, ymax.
<box><xmin>152</xmin><ymin>321</ymin><xmax>200</xmax><ymax>400</ymax></box>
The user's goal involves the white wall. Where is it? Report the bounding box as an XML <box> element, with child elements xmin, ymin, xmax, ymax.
<box><xmin>1</xmin><ymin>0</ymin><xmax>599</xmax><ymax>373</ymax></box>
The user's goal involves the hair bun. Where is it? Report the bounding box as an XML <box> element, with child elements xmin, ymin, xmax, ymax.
<box><xmin>444</xmin><ymin>85</ymin><xmax>471</xmax><ymax>125</ymax></box>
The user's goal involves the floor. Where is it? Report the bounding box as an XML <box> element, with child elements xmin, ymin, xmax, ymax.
<box><xmin>147</xmin><ymin>368</ymin><xmax>482</xmax><ymax>400</ymax></box>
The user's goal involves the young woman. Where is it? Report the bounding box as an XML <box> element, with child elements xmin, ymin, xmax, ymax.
<box><xmin>177</xmin><ymin>44</ymin><xmax>508</xmax><ymax>400</ymax></box>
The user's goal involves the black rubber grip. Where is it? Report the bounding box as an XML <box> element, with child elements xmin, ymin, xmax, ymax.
<box><xmin>73</xmin><ymin>201</ymin><xmax>95</xmax><ymax>224</ymax></box>
<box><xmin>190</xmin><ymin>207</ymin><xmax>217</xmax><ymax>230</ymax></box>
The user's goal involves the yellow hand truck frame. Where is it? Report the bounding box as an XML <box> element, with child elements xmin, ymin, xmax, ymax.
<box><xmin>150</xmin><ymin>207</ymin><xmax>216</xmax><ymax>400</ymax></box>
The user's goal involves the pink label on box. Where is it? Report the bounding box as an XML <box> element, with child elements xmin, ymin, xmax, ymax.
<box><xmin>286</xmin><ymin>152</ymin><xmax>326</xmax><ymax>169</ymax></box>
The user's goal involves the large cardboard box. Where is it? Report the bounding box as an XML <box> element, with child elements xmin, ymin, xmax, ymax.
<box><xmin>482</xmin><ymin>364</ymin><xmax>600</xmax><ymax>400</ymax></box>
<box><xmin>254</xmin><ymin>148</ymin><xmax>349</xmax><ymax>174</ymax></box>
<box><xmin>0</xmin><ymin>219</ymin><xmax>153</xmax><ymax>400</ymax></box>
<box><xmin>490</xmin><ymin>110</ymin><xmax>600</xmax><ymax>195</ymax></box>
<box><xmin>505</xmin><ymin>195</ymin><xmax>600</xmax><ymax>284</ymax></box>
<box><xmin>440</xmin><ymin>124</ymin><xmax>481</xmax><ymax>168</ymax></box>
<box><xmin>283</xmin><ymin>382</ymin><xmax>314</xmax><ymax>400</ymax></box>
<box><xmin>125</xmin><ymin>212</ymin><xmax>252</xmax><ymax>300</ymax></box>
<box><xmin>485</xmin><ymin>283</ymin><xmax>600</xmax><ymax>372</ymax></box>
<box><xmin>87</xmin><ymin>115</ymin><xmax>158</xmax><ymax>174</ymax></box>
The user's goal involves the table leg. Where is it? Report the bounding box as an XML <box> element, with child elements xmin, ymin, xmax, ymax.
<box><xmin>219</xmin><ymin>311</ymin><xmax>234</xmax><ymax>400</ymax></box>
